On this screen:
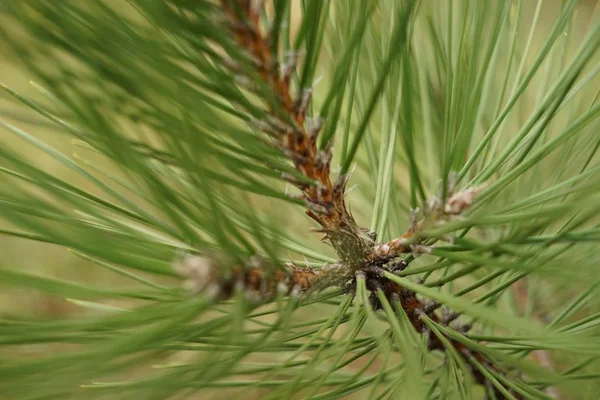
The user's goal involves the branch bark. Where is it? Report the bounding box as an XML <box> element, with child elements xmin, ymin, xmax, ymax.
<box><xmin>221</xmin><ymin>0</ymin><xmax>373</xmax><ymax>269</ymax></box>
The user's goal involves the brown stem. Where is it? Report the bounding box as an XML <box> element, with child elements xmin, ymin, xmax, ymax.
<box><xmin>174</xmin><ymin>253</ymin><xmax>338</xmax><ymax>300</ymax></box>
<box><xmin>367</xmin><ymin>274</ymin><xmax>522</xmax><ymax>399</ymax></box>
<box><xmin>221</xmin><ymin>0</ymin><xmax>372</xmax><ymax>266</ymax></box>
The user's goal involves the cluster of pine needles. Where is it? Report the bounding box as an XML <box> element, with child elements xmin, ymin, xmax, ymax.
<box><xmin>1</xmin><ymin>0</ymin><xmax>600</xmax><ymax>399</ymax></box>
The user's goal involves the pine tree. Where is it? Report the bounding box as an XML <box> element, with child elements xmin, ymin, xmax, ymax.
<box><xmin>1</xmin><ymin>1</ymin><xmax>600</xmax><ymax>399</ymax></box>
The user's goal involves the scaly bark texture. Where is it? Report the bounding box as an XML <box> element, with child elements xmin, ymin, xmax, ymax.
<box><xmin>174</xmin><ymin>254</ymin><xmax>327</xmax><ymax>300</ymax></box>
<box><xmin>358</xmin><ymin>268</ymin><xmax>522</xmax><ymax>400</ymax></box>
<box><xmin>221</xmin><ymin>0</ymin><xmax>373</xmax><ymax>268</ymax></box>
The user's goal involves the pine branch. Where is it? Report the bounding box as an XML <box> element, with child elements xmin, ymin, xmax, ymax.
<box><xmin>357</xmin><ymin>267</ymin><xmax>524</xmax><ymax>400</ymax></box>
<box><xmin>370</xmin><ymin>182</ymin><xmax>488</xmax><ymax>262</ymax></box>
<box><xmin>2</xmin><ymin>1</ymin><xmax>598</xmax><ymax>398</ymax></box>
<box><xmin>197</xmin><ymin>2</ymin><xmax>531</xmax><ymax>397</ymax></box>
<box><xmin>174</xmin><ymin>253</ymin><xmax>345</xmax><ymax>301</ymax></box>
<box><xmin>220</xmin><ymin>0</ymin><xmax>373</xmax><ymax>269</ymax></box>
